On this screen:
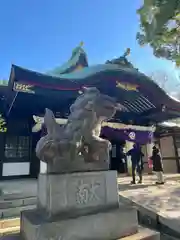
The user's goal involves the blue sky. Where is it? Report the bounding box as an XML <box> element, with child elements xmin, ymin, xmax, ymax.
<box><xmin>0</xmin><ymin>0</ymin><xmax>179</xmax><ymax>90</ymax></box>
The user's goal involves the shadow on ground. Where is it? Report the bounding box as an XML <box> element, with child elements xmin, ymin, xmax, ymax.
<box><xmin>0</xmin><ymin>234</ymin><xmax>20</xmax><ymax>240</ymax></box>
<box><xmin>118</xmin><ymin>183</ymin><xmax>155</xmax><ymax>191</ymax></box>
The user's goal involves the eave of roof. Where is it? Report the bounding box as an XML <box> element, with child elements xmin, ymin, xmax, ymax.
<box><xmin>7</xmin><ymin>48</ymin><xmax>180</xmax><ymax>125</ymax></box>
<box><xmin>10</xmin><ymin>64</ymin><xmax>180</xmax><ymax>112</ymax></box>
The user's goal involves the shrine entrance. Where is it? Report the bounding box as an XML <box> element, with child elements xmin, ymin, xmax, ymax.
<box><xmin>110</xmin><ymin>140</ymin><xmax>126</xmax><ymax>173</ymax></box>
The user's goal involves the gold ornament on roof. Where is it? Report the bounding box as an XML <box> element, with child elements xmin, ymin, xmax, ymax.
<box><xmin>124</xmin><ymin>48</ymin><xmax>131</xmax><ymax>57</ymax></box>
<box><xmin>116</xmin><ymin>81</ymin><xmax>138</xmax><ymax>92</ymax></box>
<box><xmin>79</xmin><ymin>41</ymin><xmax>84</xmax><ymax>47</ymax></box>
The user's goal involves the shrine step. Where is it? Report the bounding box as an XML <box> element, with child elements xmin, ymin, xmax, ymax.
<box><xmin>0</xmin><ymin>196</ymin><xmax>36</xmax><ymax>219</ymax></box>
<box><xmin>0</xmin><ymin>179</ymin><xmax>37</xmax><ymax>199</ymax></box>
<box><xmin>0</xmin><ymin>218</ymin><xmax>20</xmax><ymax>237</ymax></box>
<box><xmin>0</xmin><ymin>217</ymin><xmax>20</xmax><ymax>229</ymax></box>
<box><xmin>0</xmin><ymin>226</ymin><xmax>20</xmax><ymax>237</ymax></box>
<box><xmin>120</xmin><ymin>226</ymin><xmax>160</xmax><ymax>239</ymax></box>
<box><xmin>1</xmin><ymin>192</ymin><xmax>36</xmax><ymax>200</ymax></box>
<box><xmin>0</xmin><ymin>226</ymin><xmax>160</xmax><ymax>239</ymax></box>
<box><xmin>0</xmin><ymin>197</ymin><xmax>36</xmax><ymax>235</ymax></box>
<box><xmin>0</xmin><ymin>204</ymin><xmax>36</xmax><ymax>219</ymax></box>
<box><xmin>0</xmin><ymin>197</ymin><xmax>36</xmax><ymax>209</ymax></box>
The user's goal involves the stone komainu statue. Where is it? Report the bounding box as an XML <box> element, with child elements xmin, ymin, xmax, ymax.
<box><xmin>36</xmin><ymin>87</ymin><xmax>119</xmax><ymax>173</ymax></box>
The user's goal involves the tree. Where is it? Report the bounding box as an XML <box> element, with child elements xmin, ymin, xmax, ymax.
<box><xmin>136</xmin><ymin>0</ymin><xmax>180</xmax><ymax>66</ymax></box>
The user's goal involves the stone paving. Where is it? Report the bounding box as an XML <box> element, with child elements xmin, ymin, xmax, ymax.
<box><xmin>0</xmin><ymin>234</ymin><xmax>19</xmax><ymax>240</ymax></box>
<box><xmin>0</xmin><ymin>174</ymin><xmax>180</xmax><ymax>239</ymax></box>
<box><xmin>118</xmin><ymin>175</ymin><xmax>180</xmax><ymax>217</ymax></box>
<box><xmin>118</xmin><ymin>174</ymin><xmax>180</xmax><ymax>238</ymax></box>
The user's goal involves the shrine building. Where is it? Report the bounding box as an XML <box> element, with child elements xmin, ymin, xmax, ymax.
<box><xmin>0</xmin><ymin>43</ymin><xmax>180</xmax><ymax>179</ymax></box>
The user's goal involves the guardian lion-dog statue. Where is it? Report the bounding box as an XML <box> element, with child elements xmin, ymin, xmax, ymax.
<box><xmin>36</xmin><ymin>87</ymin><xmax>121</xmax><ymax>173</ymax></box>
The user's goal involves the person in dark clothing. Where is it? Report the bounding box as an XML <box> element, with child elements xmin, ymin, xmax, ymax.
<box><xmin>127</xmin><ymin>144</ymin><xmax>144</xmax><ymax>184</ymax></box>
<box><xmin>151</xmin><ymin>146</ymin><xmax>164</xmax><ymax>184</ymax></box>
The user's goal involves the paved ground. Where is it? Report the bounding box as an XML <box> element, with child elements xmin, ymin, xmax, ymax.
<box><xmin>118</xmin><ymin>174</ymin><xmax>180</xmax><ymax>238</ymax></box>
<box><xmin>118</xmin><ymin>174</ymin><xmax>180</xmax><ymax>218</ymax></box>
<box><xmin>1</xmin><ymin>174</ymin><xmax>180</xmax><ymax>239</ymax></box>
<box><xmin>0</xmin><ymin>234</ymin><xmax>19</xmax><ymax>240</ymax></box>
<box><xmin>1</xmin><ymin>174</ymin><xmax>180</xmax><ymax>216</ymax></box>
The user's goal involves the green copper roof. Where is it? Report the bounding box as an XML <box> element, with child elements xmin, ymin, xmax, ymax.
<box><xmin>47</xmin><ymin>42</ymin><xmax>88</xmax><ymax>77</ymax></box>
<box><xmin>0</xmin><ymin>79</ymin><xmax>8</xmax><ymax>86</ymax></box>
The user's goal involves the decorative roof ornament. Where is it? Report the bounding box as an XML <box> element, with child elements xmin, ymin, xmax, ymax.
<box><xmin>47</xmin><ymin>41</ymin><xmax>88</xmax><ymax>75</ymax></box>
<box><xmin>123</xmin><ymin>48</ymin><xmax>131</xmax><ymax>57</ymax></box>
<box><xmin>105</xmin><ymin>48</ymin><xmax>138</xmax><ymax>70</ymax></box>
<box><xmin>79</xmin><ymin>41</ymin><xmax>84</xmax><ymax>47</ymax></box>
<box><xmin>70</xmin><ymin>41</ymin><xmax>85</xmax><ymax>60</ymax></box>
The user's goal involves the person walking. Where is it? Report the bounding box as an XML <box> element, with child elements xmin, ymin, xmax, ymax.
<box><xmin>151</xmin><ymin>146</ymin><xmax>164</xmax><ymax>185</ymax></box>
<box><xmin>127</xmin><ymin>144</ymin><xmax>144</xmax><ymax>184</ymax></box>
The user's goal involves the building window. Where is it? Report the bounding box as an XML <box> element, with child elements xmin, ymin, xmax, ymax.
<box><xmin>5</xmin><ymin>136</ymin><xmax>29</xmax><ymax>159</ymax></box>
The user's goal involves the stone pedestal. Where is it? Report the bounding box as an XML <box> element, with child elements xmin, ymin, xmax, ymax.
<box><xmin>20</xmin><ymin>171</ymin><xmax>138</xmax><ymax>240</ymax></box>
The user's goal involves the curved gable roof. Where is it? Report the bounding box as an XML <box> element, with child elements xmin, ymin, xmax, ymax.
<box><xmin>8</xmin><ymin>46</ymin><xmax>180</xmax><ymax>124</ymax></box>
<box><xmin>47</xmin><ymin>43</ymin><xmax>88</xmax><ymax>76</ymax></box>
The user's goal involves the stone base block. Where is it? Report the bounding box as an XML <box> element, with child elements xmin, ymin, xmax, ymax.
<box><xmin>38</xmin><ymin>171</ymin><xmax>119</xmax><ymax>218</ymax></box>
<box><xmin>0</xmin><ymin>227</ymin><xmax>161</xmax><ymax>240</ymax></box>
<box><xmin>21</xmin><ymin>206</ymin><xmax>138</xmax><ymax>240</ymax></box>
<box><xmin>46</xmin><ymin>159</ymin><xmax>109</xmax><ymax>174</ymax></box>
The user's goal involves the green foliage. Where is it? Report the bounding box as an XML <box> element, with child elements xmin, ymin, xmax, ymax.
<box><xmin>137</xmin><ymin>0</ymin><xmax>180</xmax><ymax>66</ymax></box>
<box><xmin>0</xmin><ymin>114</ymin><xmax>7</xmax><ymax>132</ymax></box>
